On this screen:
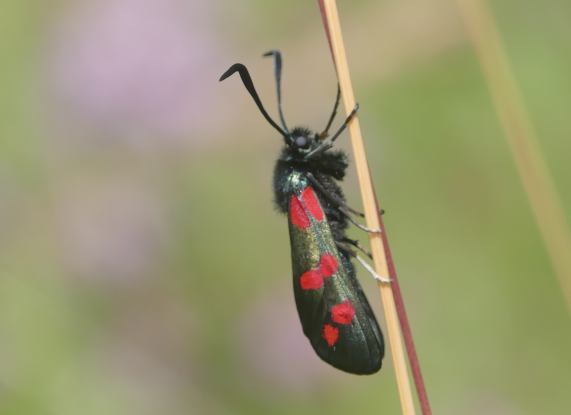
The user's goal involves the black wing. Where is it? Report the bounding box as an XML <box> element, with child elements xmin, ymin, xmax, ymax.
<box><xmin>287</xmin><ymin>185</ymin><xmax>384</xmax><ymax>375</ymax></box>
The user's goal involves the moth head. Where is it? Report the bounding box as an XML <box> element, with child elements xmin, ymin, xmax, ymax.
<box><xmin>286</xmin><ymin>128</ymin><xmax>319</xmax><ymax>155</ymax></box>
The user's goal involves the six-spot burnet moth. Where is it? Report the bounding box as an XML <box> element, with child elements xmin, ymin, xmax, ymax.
<box><xmin>220</xmin><ymin>50</ymin><xmax>385</xmax><ymax>375</ymax></box>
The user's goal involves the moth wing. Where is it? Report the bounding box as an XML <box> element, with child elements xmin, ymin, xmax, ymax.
<box><xmin>288</xmin><ymin>186</ymin><xmax>384</xmax><ymax>375</ymax></box>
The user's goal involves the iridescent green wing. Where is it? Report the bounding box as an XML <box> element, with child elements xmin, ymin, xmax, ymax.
<box><xmin>288</xmin><ymin>185</ymin><xmax>384</xmax><ymax>375</ymax></box>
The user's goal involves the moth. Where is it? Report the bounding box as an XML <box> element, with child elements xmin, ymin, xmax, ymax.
<box><xmin>220</xmin><ymin>51</ymin><xmax>387</xmax><ymax>374</ymax></box>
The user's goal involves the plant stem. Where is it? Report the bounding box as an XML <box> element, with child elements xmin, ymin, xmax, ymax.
<box><xmin>456</xmin><ymin>0</ymin><xmax>571</xmax><ymax>314</ymax></box>
<box><xmin>318</xmin><ymin>1</ymin><xmax>432</xmax><ymax>414</ymax></box>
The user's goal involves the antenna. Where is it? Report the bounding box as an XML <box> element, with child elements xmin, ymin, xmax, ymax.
<box><xmin>220</xmin><ymin>63</ymin><xmax>287</xmax><ymax>137</ymax></box>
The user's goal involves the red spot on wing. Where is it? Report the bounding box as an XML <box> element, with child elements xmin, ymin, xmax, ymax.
<box><xmin>299</xmin><ymin>269</ymin><xmax>324</xmax><ymax>290</ymax></box>
<box><xmin>301</xmin><ymin>187</ymin><xmax>324</xmax><ymax>221</ymax></box>
<box><xmin>331</xmin><ymin>300</ymin><xmax>356</xmax><ymax>325</ymax></box>
<box><xmin>299</xmin><ymin>253</ymin><xmax>340</xmax><ymax>290</ymax></box>
<box><xmin>289</xmin><ymin>195</ymin><xmax>310</xmax><ymax>229</ymax></box>
<box><xmin>322</xmin><ymin>324</ymin><xmax>339</xmax><ymax>347</ymax></box>
<box><xmin>319</xmin><ymin>253</ymin><xmax>338</xmax><ymax>278</ymax></box>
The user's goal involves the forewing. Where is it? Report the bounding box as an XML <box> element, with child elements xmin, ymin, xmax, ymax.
<box><xmin>288</xmin><ymin>186</ymin><xmax>384</xmax><ymax>375</ymax></box>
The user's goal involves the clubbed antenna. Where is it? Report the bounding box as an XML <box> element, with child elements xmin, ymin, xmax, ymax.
<box><xmin>263</xmin><ymin>50</ymin><xmax>289</xmax><ymax>134</ymax></box>
<box><xmin>219</xmin><ymin>63</ymin><xmax>287</xmax><ymax>137</ymax></box>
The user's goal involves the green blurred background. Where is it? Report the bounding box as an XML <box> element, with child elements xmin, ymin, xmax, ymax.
<box><xmin>1</xmin><ymin>0</ymin><xmax>570</xmax><ymax>414</ymax></box>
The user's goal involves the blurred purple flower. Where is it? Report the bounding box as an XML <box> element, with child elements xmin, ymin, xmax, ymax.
<box><xmin>237</xmin><ymin>282</ymin><xmax>344</xmax><ymax>394</ymax></box>
<box><xmin>49</xmin><ymin>299</ymin><xmax>208</xmax><ymax>414</ymax></box>
<box><xmin>56</xmin><ymin>179</ymin><xmax>166</xmax><ymax>283</ymax></box>
<box><xmin>48</xmin><ymin>0</ymin><xmax>224</xmax><ymax>148</ymax></box>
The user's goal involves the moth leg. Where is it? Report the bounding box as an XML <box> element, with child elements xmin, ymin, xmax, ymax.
<box><xmin>339</xmin><ymin>206</ymin><xmax>382</xmax><ymax>234</ymax></box>
<box><xmin>354</xmin><ymin>255</ymin><xmax>391</xmax><ymax>284</ymax></box>
<box><xmin>336</xmin><ymin>241</ymin><xmax>390</xmax><ymax>283</ymax></box>
<box><xmin>335</xmin><ymin>241</ymin><xmax>357</xmax><ymax>258</ymax></box>
<box><xmin>304</xmin><ymin>104</ymin><xmax>359</xmax><ymax>160</ymax></box>
<box><xmin>307</xmin><ymin>172</ymin><xmax>382</xmax><ymax>232</ymax></box>
<box><xmin>329</xmin><ymin>103</ymin><xmax>359</xmax><ymax>143</ymax></box>
<box><xmin>306</xmin><ymin>173</ymin><xmax>385</xmax><ymax>219</ymax></box>
<box><xmin>341</xmin><ymin>237</ymin><xmax>372</xmax><ymax>259</ymax></box>
<box><xmin>306</xmin><ymin>172</ymin><xmax>364</xmax><ymax>217</ymax></box>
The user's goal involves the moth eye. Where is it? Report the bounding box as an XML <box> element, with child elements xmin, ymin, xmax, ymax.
<box><xmin>295</xmin><ymin>136</ymin><xmax>308</xmax><ymax>148</ymax></box>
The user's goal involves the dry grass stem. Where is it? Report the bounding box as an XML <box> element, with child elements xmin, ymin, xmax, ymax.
<box><xmin>456</xmin><ymin>0</ymin><xmax>571</xmax><ymax>313</ymax></box>
<box><xmin>320</xmin><ymin>1</ymin><xmax>420</xmax><ymax>413</ymax></box>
